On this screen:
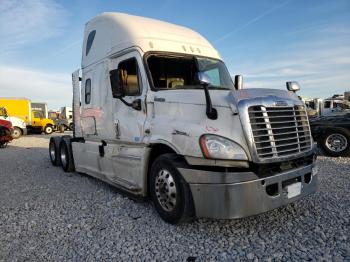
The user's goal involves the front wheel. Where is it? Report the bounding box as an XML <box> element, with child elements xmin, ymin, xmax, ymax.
<box><xmin>320</xmin><ymin>128</ymin><xmax>350</xmax><ymax>157</ymax></box>
<box><xmin>12</xmin><ymin>127</ymin><xmax>22</xmax><ymax>139</ymax></box>
<box><xmin>149</xmin><ymin>153</ymin><xmax>194</xmax><ymax>224</ymax></box>
<box><xmin>44</xmin><ymin>125</ymin><xmax>53</xmax><ymax>134</ymax></box>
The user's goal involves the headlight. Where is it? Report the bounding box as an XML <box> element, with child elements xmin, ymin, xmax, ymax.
<box><xmin>199</xmin><ymin>135</ymin><xmax>248</xmax><ymax>160</ymax></box>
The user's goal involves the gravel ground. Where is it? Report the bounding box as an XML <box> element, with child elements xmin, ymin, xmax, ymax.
<box><xmin>0</xmin><ymin>134</ymin><xmax>349</xmax><ymax>261</ymax></box>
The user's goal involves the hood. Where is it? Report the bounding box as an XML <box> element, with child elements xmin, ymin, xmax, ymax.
<box><xmin>152</xmin><ymin>89</ymin><xmax>232</xmax><ymax>108</ymax></box>
<box><xmin>311</xmin><ymin>113</ymin><xmax>350</xmax><ymax>123</ymax></box>
<box><xmin>229</xmin><ymin>88</ymin><xmax>300</xmax><ymax>104</ymax></box>
<box><xmin>0</xmin><ymin>119</ymin><xmax>13</xmax><ymax>129</ymax></box>
<box><xmin>151</xmin><ymin>88</ymin><xmax>301</xmax><ymax>113</ymax></box>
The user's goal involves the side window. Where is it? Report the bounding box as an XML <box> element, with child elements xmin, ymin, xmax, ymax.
<box><xmin>34</xmin><ymin>112</ymin><xmax>42</xmax><ymax>118</ymax></box>
<box><xmin>203</xmin><ymin>68</ymin><xmax>220</xmax><ymax>86</ymax></box>
<box><xmin>86</xmin><ymin>30</ymin><xmax>96</xmax><ymax>56</ymax></box>
<box><xmin>118</xmin><ymin>58</ymin><xmax>141</xmax><ymax>96</ymax></box>
<box><xmin>85</xmin><ymin>79</ymin><xmax>91</xmax><ymax>104</ymax></box>
<box><xmin>324</xmin><ymin>101</ymin><xmax>331</xmax><ymax>108</ymax></box>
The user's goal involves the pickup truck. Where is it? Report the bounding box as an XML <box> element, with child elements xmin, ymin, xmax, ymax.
<box><xmin>310</xmin><ymin>113</ymin><xmax>350</xmax><ymax>157</ymax></box>
<box><xmin>0</xmin><ymin>118</ymin><xmax>13</xmax><ymax>148</ymax></box>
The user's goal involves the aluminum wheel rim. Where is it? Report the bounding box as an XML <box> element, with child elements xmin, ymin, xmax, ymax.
<box><xmin>155</xmin><ymin>169</ymin><xmax>177</xmax><ymax>212</ymax></box>
<box><xmin>326</xmin><ymin>133</ymin><xmax>347</xmax><ymax>152</ymax></box>
<box><xmin>49</xmin><ymin>142</ymin><xmax>56</xmax><ymax>160</ymax></box>
<box><xmin>60</xmin><ymin>146</ymin><xmax>67</xmax><ymax>167</ymax></box>
<box><xmin>46</xmin><ymin>127</ymin><xmax>52</xmax><ymax>133</ymax></box>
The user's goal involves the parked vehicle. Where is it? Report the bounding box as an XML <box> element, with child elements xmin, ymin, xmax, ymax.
<box><xmin>0</xmin><ymin>107</ymin><xmax>27</xmax><ymax>138</ymax></box>
<box><xmin>52</xmin><ymin>107</ymin><xmax>74</xmax><ymax>132</ymax></box>
<box><xmin>31</xmin><ymin>102</ymin><xmax>48</xmax><ymax>119</ymax></box>
<box><xmin>0</xmin><ymin>98</ymin><xmax>55</xmax><ymax>134</ymax></box>
<box><xmin>49</xmin><ymin>13</ymin><xmax>318</xmax><ymax>224</ymax></box>
<box><xmin>303</xmin><ymin>92</ymin><xmax>350</xmax><ymax>118</ymax></box>
<box><xmin>0</xmin><ymin>118</ymin><xmax>13</xmax><ymax>148</ymax></box>
<box><xmin>310</xmin><ymin>113</ymin><xmax>350</xmax><ymax>157</ymax></box>
<box><xmin>48</xmin><ymin>110</ymin><xmax>60</xmax><ymax>120</ymax></box>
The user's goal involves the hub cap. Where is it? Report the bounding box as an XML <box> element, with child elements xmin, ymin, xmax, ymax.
<box><xmin>326</xmin><ymin>133</ymin><xmax>347</xmax><ymax>152</ymax></box>
<box><xmin>155</xmin><ymin>169</ymin><xmax>177</xmax><ymax>212</ymax></box>
<box><xmin>13</xmin><ymin>129</ymin><xmax>20</xmax><ymax>138</ymax></box>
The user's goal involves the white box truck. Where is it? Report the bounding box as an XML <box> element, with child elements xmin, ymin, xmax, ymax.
<box><xmin>49</xmin><ymin>13</ymin><xmax>318</xmax><ymax>224</ymax></box>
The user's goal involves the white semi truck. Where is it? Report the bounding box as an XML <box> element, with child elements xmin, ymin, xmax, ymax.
<box><xmin>49</xmin><ymin>13</ymin><xmax>318</xmax><ymax>224</ymax></box>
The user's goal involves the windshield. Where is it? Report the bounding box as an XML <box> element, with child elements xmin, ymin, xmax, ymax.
<box><xmin>0</xmin><ymin>108</ymin><xmax>7</xmax><ymax>117</ymax></box>
<box><xmin>146</xmin><ymin>54</ymin><xmax>234</xmax><ymax>90</ymax></box>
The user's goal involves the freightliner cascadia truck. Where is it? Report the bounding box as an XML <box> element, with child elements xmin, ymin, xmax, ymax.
<box><xmin>49</xmin><ymin>13</ymin><xmax>318</xmax><ymax>224</ymax></box>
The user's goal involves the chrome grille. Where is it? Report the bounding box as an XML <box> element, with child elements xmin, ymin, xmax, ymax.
<box><xmin>248</xmin><ymin>105</ymin><xmax>312</xmax><ymax>159</ymax></box>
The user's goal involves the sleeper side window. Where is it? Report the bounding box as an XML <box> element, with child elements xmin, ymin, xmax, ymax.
<box><xmin>118</xmin><ymin>58</ymin><xmax>141</xmax><ymax>96</ymax></box>
<box><xmin>86</xmin><ymin>30</ymin><xmax>96</xmax><ymax>56</ymax></box>
<box><xmin>85</xmin><ymin>79</ymin><xmax>91</xmax><ymax>104</ymax></box>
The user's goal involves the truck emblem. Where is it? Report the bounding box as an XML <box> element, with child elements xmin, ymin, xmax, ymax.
<box><xmin>275</xmin><ymin>100</ymin><xmax>288</xmax><ymax>106</ymax></box>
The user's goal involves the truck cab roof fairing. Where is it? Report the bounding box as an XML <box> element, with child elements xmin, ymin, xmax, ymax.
<box><xmin>82</xmin><ymin>12</ymin><xmax>221</xmax><ymax>68</ymax></box>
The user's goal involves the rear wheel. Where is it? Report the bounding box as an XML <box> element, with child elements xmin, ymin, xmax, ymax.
<box><xmin>59</xmin><ymin>138</ymin><xmax>75</xmax><ymax>172</ymax></box>
<box><xmin>12</xmin><ymin>127</ymin><xmax>22</xmax><ymax>139</ymax></box>
<box><xmin>149</xmin><ymin>153</ymin><xmax>194</xmax><ymax>224</ymax></box>
<box><xmin>58</xmin><ymin>125</ymin><xmax>65</xmax><ymax>133</ymax></box>
<box><xmin>44</xmin><ymin>125</ymin><xmax>53</xmax><ymax>134</ymax></box>
<box><xmin>320</xmin><ymin>128</ymin><xmax>350</xmax><ymax>157</ymax></box>
<box><xmin>49</xmin><ymin>137</ymin><xmax>61</xmax><ymax>166</ymax></box>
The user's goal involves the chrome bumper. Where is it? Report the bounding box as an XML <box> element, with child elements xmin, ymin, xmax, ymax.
<box><xmin>179</xmin><ymin>164</ymin><xmax>318</xmax><ymax>219</ymax></box>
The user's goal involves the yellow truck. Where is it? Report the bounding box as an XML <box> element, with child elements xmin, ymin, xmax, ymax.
<box><xmin>0</xmin><ymin>98</ymin><xmax>55</xmax><ymax>134</ymax></box>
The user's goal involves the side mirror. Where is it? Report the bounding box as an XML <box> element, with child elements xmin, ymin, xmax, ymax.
<box><xmin>234</xmin><ymin>75</ymin><xmax>243</xmax><ymax>90</ymax></box>
<box><xmin>110</xmin><ymin>69</ymin><xmax>125</xmax><ymax>98</ymax></box>
<box><xmin>286</xmin><ymin>81</ymin><xmax>300</xmax><ymax>92</ymax></box>
<box><xmin>196</xmin><ymin>72</ymin><xmax>211</xmax><ymax>86</ymax></box>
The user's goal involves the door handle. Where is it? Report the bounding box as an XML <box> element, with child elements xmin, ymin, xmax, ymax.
<box><xmin>114</xmin><ymin>120</ymin><xmax>120</xmax><ymax>138</ymax></box>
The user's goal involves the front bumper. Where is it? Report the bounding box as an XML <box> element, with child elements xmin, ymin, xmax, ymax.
<box><xmin>179</xmin><ymin>163</ymin><xmax>318</xmax><ymax>219</ymax></box>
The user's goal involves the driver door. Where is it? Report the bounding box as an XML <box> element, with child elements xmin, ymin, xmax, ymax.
<box><xmin>103</xmin><ymin>51</ymin><xmax>148</xmax><ymax>193</ymax></box>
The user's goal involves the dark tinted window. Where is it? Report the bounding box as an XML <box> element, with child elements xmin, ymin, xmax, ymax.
<box><xmin>146</xmin><ymin>55</ymin><xmax>234</xmax><ymax>90</ymax></box>
<box><xmin>118</xmin><ymin>58</ymin><xmax>141</xmax><ymax>96</ymax></box>
<box><xmin>85</xmin><ymin>79</ymin><xmax>91</xmax><ymax>104</ymax></box>
<box><xmin>86</xmin><ymin>30</ymin><xmax>96</xmax><ymax>56</ymax></box>
<box><xmin>324</xmin><ymin>101</ymin><xmax>331</xmax><ymax>108</ymax></box>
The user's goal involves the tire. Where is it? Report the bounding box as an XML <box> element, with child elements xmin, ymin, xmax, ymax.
<box><xmin>149</xmin><ymin>153</ymin><xmax>195</xmax><ymax>224</ymax></box>
<box><xmin>12</xmin><ymin>127</ymin><xmax>22</xmax><ymax>139</ymax></box>
<box><xmin>59</xmin><ymin>138</ymin><xmax>75</xmax><ymax>172</ymax></box>
<box><xmin>69</xmin><ymin>123</ymin><xmax>74</xmax><ymax>131</ymax></box>
<box><xmin>44</xmin><ymin>125</ymin><xmax>53</xmax><ymax>134</ymax></box>
<box><xmin>58</xmin><ymin>125</ymin><xmax>65</xmax><ymax>133</ymax></box>
<box><xmin>319</xmin><ymin>128</ymin><xmax>350</xmax><ymax>157</ymax></box>
<box><xmin>49</xmin><ymin>137</ymin><xmax>61</xmax><ymax>166</ymax></box>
